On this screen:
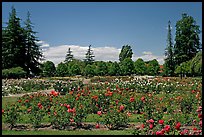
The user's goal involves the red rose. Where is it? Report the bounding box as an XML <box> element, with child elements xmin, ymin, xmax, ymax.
<box><xmin>2</xmin><ymin>109</ymin><xmax>4</xmax><ymax>114</ymax></box>
<box><xmin>175</xmin><ymin>122</ymin><xmax>181</xmax><ymax>130</ymax></box>
<box><xmin>95</xmin><ymin>123</ymin><xmax>100</xmax><ymax>129</ymax></box>
<box><xmin>97</xmin><ymin>111</ymin><xmax>102</xmax><ymax>116</ymax></box>
<box><xmin>164</xmin><ymin>125</ymin><xmax>170</xmax><ymax>132</ymax></box>
<box><xmin>149</xmin><ymin>124</ymin><xmax>153</xmax><ymax>129</ymax></box>
<box><xmin>141</xmin><ymin>124</ymin><xmax>145</xmax><ymax>128</ymax></box>
<box><xmin>119</xmin><ymin>105</ymin><xmax>125</xmax><ymax>111</ymax></box>
<box><xmin>67</xmin><ymin>104</ymin><xmax>71</xmax><ymax>109</ymax></box>
<box><xmin>149</xmin><ymin>119</ymin><xmax>154</xmax><ymax>123</ymax></box>
<box><xmin>130</xmin><ymin>97</ymin><xmax>135</xmax><ymax>102</ymax></box>
<box><xmin>158</xmin><ymin>119</ymin><xmax>164</xmax><ymax>125</ymax></box>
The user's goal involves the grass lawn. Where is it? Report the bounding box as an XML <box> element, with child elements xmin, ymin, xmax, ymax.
<box><xmin>2</xmin><ymin>129</ymin><xmax>133</xmax><ymax>135</ymax></box>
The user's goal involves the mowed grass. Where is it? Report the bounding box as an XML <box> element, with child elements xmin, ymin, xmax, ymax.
<box><xmin>2</xmin><ymin>129</ymin><xmax>133</xmax><ymax>135</ymax></box>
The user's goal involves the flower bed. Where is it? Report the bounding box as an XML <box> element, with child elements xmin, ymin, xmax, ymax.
<box><xmin>2</xmin><ymin>77</ymin><xmax>202</xmax><ymax>135</ymax></box>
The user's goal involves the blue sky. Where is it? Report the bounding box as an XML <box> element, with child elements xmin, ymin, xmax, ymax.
<box><xmin>2</xmin><ymin>2</ymin><xmax>202</xmax><ymax>65</ymax></box>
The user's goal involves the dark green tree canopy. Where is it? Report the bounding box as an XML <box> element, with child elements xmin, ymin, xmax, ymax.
<box><xmin>119</xmin><ymin>45</ymin><xmax>133</xmax><ymax>62</ymax></box>
<box><xmin>164</xmin><ymin>20</ymin><xmax>175</xmax><ymax>76</ymax></box>
<box><xmin>2</xmin><ymin>6</ymin><xmax>25</xmax><ymax>69</ymax></box>
<box><xmin>24</xmin><ymin>11</ymin><xmax>43</xmax><ymax>76</ymax></box>
<box><xmin>119</xmin><ymin>57</ymin><xmax>134</xmax><ymax>76</ymax></box>
<box><xmin>134</xmin><ymin>58</ymin><xmax>146</xmax><ymax>75</ymax></box>
<box><xmin>41</xmin><ymin>61</ymin><xmax>56</xmax><ymax>77</ymax></box>
<box><xmin>84</xmin><ymin>45</ymin><xmax>95</xmax><ymax>65</ymax></box>
<box><xmin>2</xmin><ymin>6</ymin><xmax>43</xmax><ymax>77</ymax></box>
<box><xmin>64</xmin><ymin>47</ymin><xmax>74</xmax><ymax>63</ymax></box>
<box><xmin>174</xmin><ymin>13</ymin><xmax>201</xmax><ymax>66</ymax></box>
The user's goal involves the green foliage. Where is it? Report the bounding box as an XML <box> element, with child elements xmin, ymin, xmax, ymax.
<box><xmin>119</xmin><ymin>58</ymin><xmax>134</xmax><ymax>76</ymax></box>
<box><xmin>84</xmin><ymin>45</ymin><xmax>95</xmax><ymax>65</ymax></box>
<box><xmin>134</xmin><ymin>58</ymin><xmax>146</xmax><ymax>75</ymax></box>
<box><xmin>84</xmin><ymin>64</ymin><xmax>96</xmax><ymax>77</ymax></box>
<box><xmin>3</xmin><ymin>103</ymin><xmax>21</xmax><ymax>130</ymax></box>
<box><xmin>190</xmin><ymin>51</ymin><xmax>202</xmax><ymax>76</ymax></box>
<box><xmin>56</xmin><ymin>62</ymin><xmax>68</xmax><ymax>77</ymax></box>
<box><xmin>64</xmin><ymin>48</ymin><xmax>74</xmax><ymax>63</ymax></box>
<box><xmin>164</xmin><ymin>20</ymin><xmax>175</xmax><ymax>76</ymax></box>
<box><xmin>119</xmin><ymin>45</ymin><xmax>133</xmax><ymax>62</ymax></box>
<box><xmin>23</xmin><ymin>11</ymin><xmax>43</xmax><ymax>76</ymax></box>
<box><xmin>107</xmin><ymin>61</ymin><xmax>120</xmax><ymax>76</ymax></box>
<box><xmin>2</xmin><ymin>6</ymin><xmax>25</xmax><ymax>69</ymax></box>
<box><xmin>95</xmin><ymin>61</ymin><xmax>108</xmax><ymax>76</ymax></box>
<box><xmin>2</xmin><ymin>67</ymin><xmax>26</xmax><ymax>79</ymax></box>
<box><xmin>174</xmin><ymin>13</ymin><xmax>201</xmax><ymax>66</ymax></box>
<box><xmin>146</xmin><ymin>59</ymin><xmax>160</xmax><ymax>76</ymax></box>
<box><xmin>41</xmin><ymin>61</ymin><xmax>56</xmax><ymax>77</ymax></box>
<box><xmin>2</xmin><ymin>7</ymin><xmax>43</xmax><ymax>76</ymax></box>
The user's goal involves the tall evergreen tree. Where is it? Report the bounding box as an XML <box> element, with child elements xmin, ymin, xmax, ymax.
<box><xmin>164</xmin><ymin>20</ymin><xmax>174</xmax><ymax>76</ymax></box>
<box><xmin>174</xmin><ymin>13</ymin><xmax>201</xmax><ymax>67</ymax></box>
<box><xmin>24</xmin><ymin>11</ymin><xmax>43</xmax><ymax>76</ymax></box>
<box><xmin>2</xmin><ymin>6</ymin><xmax>25</xmax><ymax>69</ymax></box>
<box><xmin>119</xmin><ymin>45</ymin><xmax>133</xmax><ymax>62</ymax></box>
<box><xmin>84</xmin><ymin>45</ymin><xmax>95</xmax><ymax>65</ymax></box>
<box><xmin>64</xmin><ymin>47</ymin><xmax>73</xmax><ymax>63</ymax></box>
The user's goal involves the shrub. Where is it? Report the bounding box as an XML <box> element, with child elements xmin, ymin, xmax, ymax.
<box><xmin>2</xmin><ymin>67</ymin><xmax>26</xmax><ymax>79</ymax></box>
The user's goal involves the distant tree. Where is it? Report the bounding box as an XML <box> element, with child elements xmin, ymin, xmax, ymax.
<box><xmin>119</xmin><ymin>58</ymin><xmax>134</xmax><ymax>76</ymax></box>
<box><xmin>41</xmin><ymin>61</ymin><xmax>56</xmax><ymax>77</ymax></box>
<box><xmin>56</xmin><ymin>62</ymin><xmax>68</xmax><ymax>77</ymax></box>
<box><xmin>174</xmin><ymin>13</ymin><xmax>201</xmax><ymax>66</ymax></box>
<box><xmin>64</xmin><ymin>47</ymin><xmax>74</xmax><ymax>63</ymax></box>
<box><xmin>68</xmin><ymin>60</ymin><xmax>81</xmax><ymax>76</ymax></box>
<box><xmin>84</xmin><ymin>45</ymin><xmax>95</xmax><ymax>65</ymax></box>
<box><xmin>146</xmin><ymin>59</ymin><xmax>160</xmax><ymax>76</ymax></box>
<box><xmin>95</xmin><ymin>61</ymin><xmax>108</xmax><ymax>76</ymax></box>
<box><xmin>24</xmin><ymin>11</ymin><xmax>43</xmax><ymax>76</ymax></box>
<box><xmin>164</xmin><ymin>20</ymin><xmax>174</xmax><ymax>76</ymax></box>
<box><xmin>84</xmin><ymin>64</ymin><xmax>96</xmax><ymax>77</ymax></box>
<box><xmin>134</xmin><ymin>58</ymin><xmax>146</xmax><ymax>75</ymax></box>
<box><xmin>107</xmin><ymin>61</ymin><xmax>120</xmax><ymax>76</ymax></box>
<box><xmin>119</xmin><ymin>45</ymin><xmax>133</xmax><ymax>62</ymax></box>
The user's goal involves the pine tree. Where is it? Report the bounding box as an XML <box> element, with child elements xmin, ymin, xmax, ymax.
<box><xmin>2</xmin><ymin>6</ymin><xmax>25</xmax><ymax>69</ymax></box>
<box><xmin>164</xmin><ymin>20</ymin><xmax>174</xmax><ymax>76</ymax></box>
<box><xmin>64</xmin><ymin>47</ymin><xmax>74</xmax><ymax>63</ymax></box>
<box><xmin>24</xmin><ymin>11</ymin><xmax>43</xmax><ymax>76</ymax></box>
<box><xmin>174</xmin><ymin>13</ymin><xmax>201</xmax><ymax>67</ymax></box>
<box><xmin>84</xmin><ymin>45</ymin><xmax>95</xmax><ymax>65</ymax></box>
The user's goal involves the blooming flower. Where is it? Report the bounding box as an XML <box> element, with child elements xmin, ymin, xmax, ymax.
<box><xmin>149</xmin><ymin>124</ymin><xmax>153</xmax><ymax>129</ymax></box>
<box><xmin>2</xmin><ymin>109</ymin><xmax>4</xmax><ymax>114</ymax></box>
<box><xmin>149</xmin><ymin>119</ymin><xmax>154</xmax><ymax>123</ymax></box>
<box><xmin>175</xmin><ymin>122</ymin><xmax>181</xmax><ymax>130</ymax></box>
<box><xmin>95</xmin><ymin>123</ymin><xmax>100</xmax><ymax>129</ymax></box>
<box><xmin>158</xmin><ymin>119</ymin><xmax>164</xmax><ymax>125</ymax></box>
<box><xmin>141</xmin><ymin>96</ymin><xmax>145</xmax><ymax>101</ymax></box>
<box><xmin>164</xmin><ymin>125</ymin><xmax>170</xmax><ymax>132</ymax></box>
<box><xmin>119</xmin><ymin>105</ymin><xmax>125</xmax><ymax>111</ymax></box>
<box><xmin>97</xmin><ymin>111</ymin><xmax>102</xmax><ymax>116</ymax></box>
<box><xmin>130</xmin><ymin>97</ymin><xmax>135</xmax><ymax>102</ymax></box>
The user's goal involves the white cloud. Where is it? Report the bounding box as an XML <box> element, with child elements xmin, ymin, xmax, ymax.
<box><xmin>41</xmin><ymin>44</ymin><xmax>165</xmax><ymax>66</ymax></box>
<box><xmin>36</xmin><ymin>40</ymin><xmax>50</xmax><ymax>48</ymax></box>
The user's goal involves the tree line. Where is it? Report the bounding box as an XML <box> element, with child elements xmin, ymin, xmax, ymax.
<box><xmin>41</xmin><ymin>44</ymin><xmax>160</xmax><ymax>77</ymax></box>
<box><xmin>2</xmin><ymin>7</ymin><xmax>202</xmax><ymax>78</ymax></box>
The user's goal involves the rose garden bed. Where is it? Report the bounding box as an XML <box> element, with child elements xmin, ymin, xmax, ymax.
<box><xmin>2</xmin><ymin>76</ymin><xmax>202</xmax><ymax>135</ymax></box>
